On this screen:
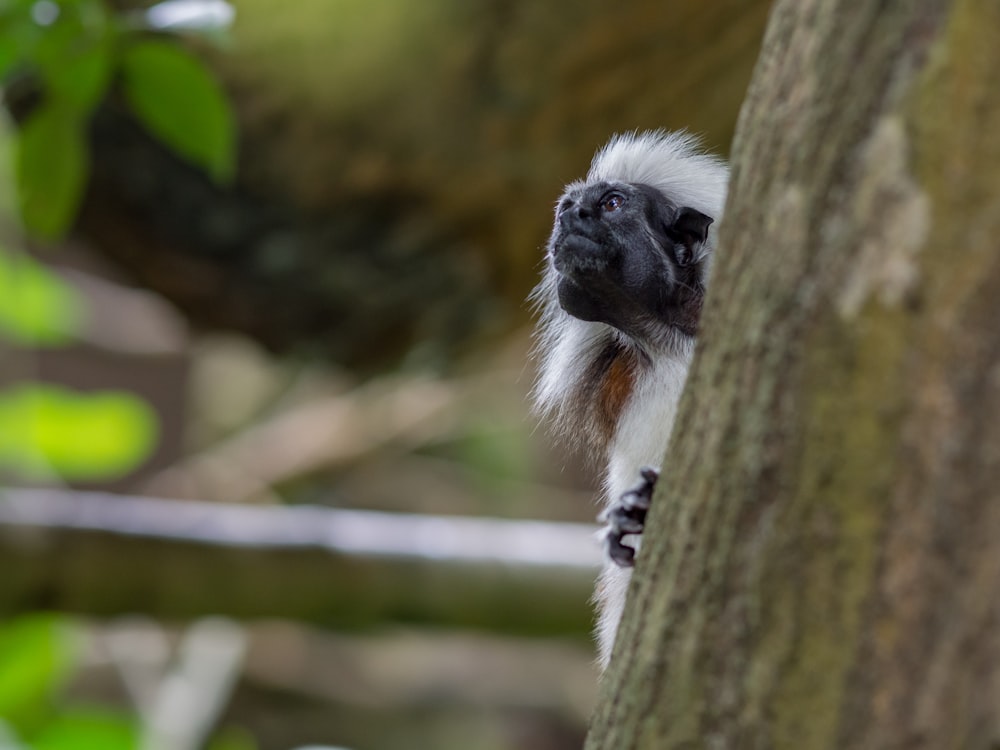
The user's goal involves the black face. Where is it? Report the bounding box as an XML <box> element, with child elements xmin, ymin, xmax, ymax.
<box><xmin>548</xmin><ymin>181</ymin><xmax>713</xmax><ymax>341</ymax></box>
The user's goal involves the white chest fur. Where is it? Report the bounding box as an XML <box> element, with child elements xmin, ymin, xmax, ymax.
<box><xmin>594</xmin><ymin>342</ymin><xmax>694</xmax><ymax>667</ymax></box>
<box><xmin>605</xmin><ymin>344</ymin><xmax>693</xmax><ymax>506</ymax></box>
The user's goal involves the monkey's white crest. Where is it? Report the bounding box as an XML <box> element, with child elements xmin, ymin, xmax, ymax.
<box><xmin>531</xmin><ymin>129</ymin><xmax>729</xmax><ymax>668</ymax></box>
<box><xmin>582</xmin><ymin>130</ymin><xmax>726</xmax><ymax>238</ymax></box>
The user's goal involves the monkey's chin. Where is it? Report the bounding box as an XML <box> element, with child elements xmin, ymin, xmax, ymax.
<box><xmin>556</xmin><ymin>274</ymin><xmax>611</xmax><ymax>324</ymax></box>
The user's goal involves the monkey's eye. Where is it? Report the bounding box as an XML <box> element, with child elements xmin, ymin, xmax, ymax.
<box><xmin>601</xmin><ymin>193</ymin><xmax>625</xmax><ymax>213</ymax></box>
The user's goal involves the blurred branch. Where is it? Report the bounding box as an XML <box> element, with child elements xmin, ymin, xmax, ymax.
<box><xmin>0</xmin><ymin>488</ymin><xmax>598</xmax><ymax>636</ymax></box>
<box><xmin>239</xmin><ymin>622</ymin><xmax>599</xmax><ymax>722</ymax></box>
<box><xmin>138</xmin><ymin>619</ymin><xmax>245</xmax><ymax>750</ymax></box>
<box><xmin>104</xmin><ymin>617</ymin><xmax>246</xmax><ymax>750</ymax></box>
<box><xmin>141</xmin><ymin>373</ymin><xmax>462</xmax><ymax>504</ymax></box>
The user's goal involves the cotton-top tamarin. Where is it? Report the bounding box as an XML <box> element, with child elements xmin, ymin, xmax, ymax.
<box><xmin>532</xmin><ymin>131</ymin><xmax>728</xmax><ymax>668</ymax></box>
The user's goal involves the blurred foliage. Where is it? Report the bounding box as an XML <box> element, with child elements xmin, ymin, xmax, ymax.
<box><xmin>0</xmin><ymin>121</ymin><xmax>160</xmax><ymax>482</ymax></box>
<box><xmin>14</xmin><ymin>101</ymin><xmax>89</xmax><ymax>240</ymax></box>
<box><xmin>0</xmin><ymin>0</ymin><xmax>246</xmax><ymax>482</ymax></box>
<box><xmin>0</xmin><ymin>614</ymin><xmax>78</xmax><ymax>734</ymax></box>
<box><xmin>0</xmin><ymin>614</ymin><xmax>139</xmax><ymax>750</ymax></box>
<box><xmin>0</xmin><ymin>247</ymin><xmax>83</xmax><ymax>345</ymax></box>
<box><xmin>0</xmin><ymin>616</ymin><xmax>256</xmax><ymax>750</ymax></box>
<box><xmin>16</xmin><ymin>709</ymin><xmax>139</xmax><ymax>750</ymax></box>
<box><xmin>1</xmin><ymin>0</ymin><xmax>236</xmax><ymax>238</ymax></box>
<box><xmin>1</xmin><ymin>5</ymin><xmax>239</xmax><ymax>738</ymax></box>
<box><xmin>120</xmin><ymin>38</ymin><xmax>233</xmax><ymax>181</ymax></box>
<box><xmin>0</xmin><ymin>383</ymin><xmax>157</xmax><ymax>480</ymax></box>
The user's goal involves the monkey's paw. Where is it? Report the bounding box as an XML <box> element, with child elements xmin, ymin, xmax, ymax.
<box><xmin>600</xmin><ymin>466</ymin><xmax>659</xmax><ymax>568</ymax></box>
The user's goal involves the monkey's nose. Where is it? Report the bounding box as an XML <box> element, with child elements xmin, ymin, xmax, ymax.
<box><xmin>560</xmin><ymin>204</ymin><xmax>593</xmax><ymax>232</ymax></box>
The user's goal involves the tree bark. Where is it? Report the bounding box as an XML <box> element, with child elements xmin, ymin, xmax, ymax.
<box><xmin>587</xmin><ymin>0</ymin><xmax>1000</xmax><ymax>747</ymax></box>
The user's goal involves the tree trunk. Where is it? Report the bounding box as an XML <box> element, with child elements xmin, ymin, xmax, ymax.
<box><xmin>586</xmin><ymin>0</ymin><xmax>1000</xmax><ymax>747</ymax></box>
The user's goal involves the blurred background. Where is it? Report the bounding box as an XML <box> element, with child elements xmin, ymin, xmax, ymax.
<box><xmin>0</xmin><ymin>0</ymin><xmax>768</xmax><ymax>747</ymax></box>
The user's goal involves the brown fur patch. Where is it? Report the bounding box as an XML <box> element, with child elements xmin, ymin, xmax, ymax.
<box><xmin>557</xmin><ymin>340</ymin><xmax>644</xmax><ymax>458</ymax></box>
<box><xmin>596</xmin><ymin>347</ymin><xmax>638</xmax><ymax>442</ymax></box>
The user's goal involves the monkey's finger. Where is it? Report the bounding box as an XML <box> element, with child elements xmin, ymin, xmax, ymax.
<box><xmin>621</xmin><ymin>489</ymin><xmax>651</xmax><ymax>512</ymax></box>
<box><xmin>607</xmin><ymin>506</ymin><xmax>645</xmax><ymax>535</ymax></box>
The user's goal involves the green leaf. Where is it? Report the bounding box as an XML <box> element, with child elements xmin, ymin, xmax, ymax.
<box><xmin>1</xmin><ymin>0</ymin><xmax>114</xmax><ymax>113</ymax></box>
<box><xmin>32</xmin><ymin>708</ymin><xmax>138</xmax><ymax>750</ymax></box>
<box><xmin>0</xmin><ymin>615</ymin><xmax>78</xmax><ymax>732</ymax></box>
<box><xmin>0</xmin><ymin>1</ymin><xmax>37</xmax><ymax>82</ymax></box>
<box><xmin>14</xmin><ymin>105</ymin><xmax>89</xmax><ymax>240</ymax></box>
<box><xmin>42</xmin><ymin>38</ymin><xmax>114</xmax><ymax>115</ymax></box>
<box><xmin>0</xmin><ymin>111</ymin><xmax>17</xmax><ymax>218</ymax></box>
<box><xmin>0</xmin><ymin>384</ymin><xmax>158</xmax><ymax>481</ymax></box>
<box><xmin>0</xmin><ymin>248</ymin><xmax>85</xmax><ymax>345</ymax></box>
<box><xmin>0</xmin><ymin>38</ymin><xmax>20</xmax><ymax>83</ymax></box>
<box><xmin>31</xmin><ymin>0</ymin><xmax>114</xmax><ymax>115</ymax></box>
<box><xmin>121</xmin><ymin>39</ymin><xmax>235</xmax><ymax>182</ymax></box>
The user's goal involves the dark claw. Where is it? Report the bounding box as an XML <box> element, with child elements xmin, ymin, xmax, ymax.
<box><xmin>601</xmin><ymin>466</ymin><xmax>660</xmax><ymax>569</ymax></box>
<box><xmin>606</xmin><ymin>532</ymin><xmax>636</xmax><ymax>567</ymax></box>
<box><xmin>638</xmin><ymin>466</ymin><xmax>660</xmax><ymax>490</ymax></box>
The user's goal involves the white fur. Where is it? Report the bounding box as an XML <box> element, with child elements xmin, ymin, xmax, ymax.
<box><xmin>595</xmin><ymin>343</ymin><xmax>693</xmax><ymax>666</ymax></box>
<box><xmin>532</xmin><ymin>131</ymin><xmax>728</xmax><ymax>669</ymax></box>
<box><xmin>585</xmin><ymin>131</ymin><xmax>725</xmax><ymax>221</ymax></box>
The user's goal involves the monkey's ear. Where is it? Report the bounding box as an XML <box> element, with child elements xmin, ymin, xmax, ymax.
<box><xmin>666</xmin><ymin>207</ymin><xmax>714</xmax><ymax>265</ymax></box>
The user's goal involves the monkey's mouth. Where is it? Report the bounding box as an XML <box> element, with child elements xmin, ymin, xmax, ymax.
<box><xmin>551</xmin><ymin>235</ymin><xmax>616</xmax><ymax>323</ymax></box>
<box><xmin>550</xmin><ymin>231</ymin><xmax>620</xmax><ymax>323</ymax></box>
<box><xmin>551</xmin><ymin>233</ymin><xmax>608</xmax><ymax>277</ymax></box>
